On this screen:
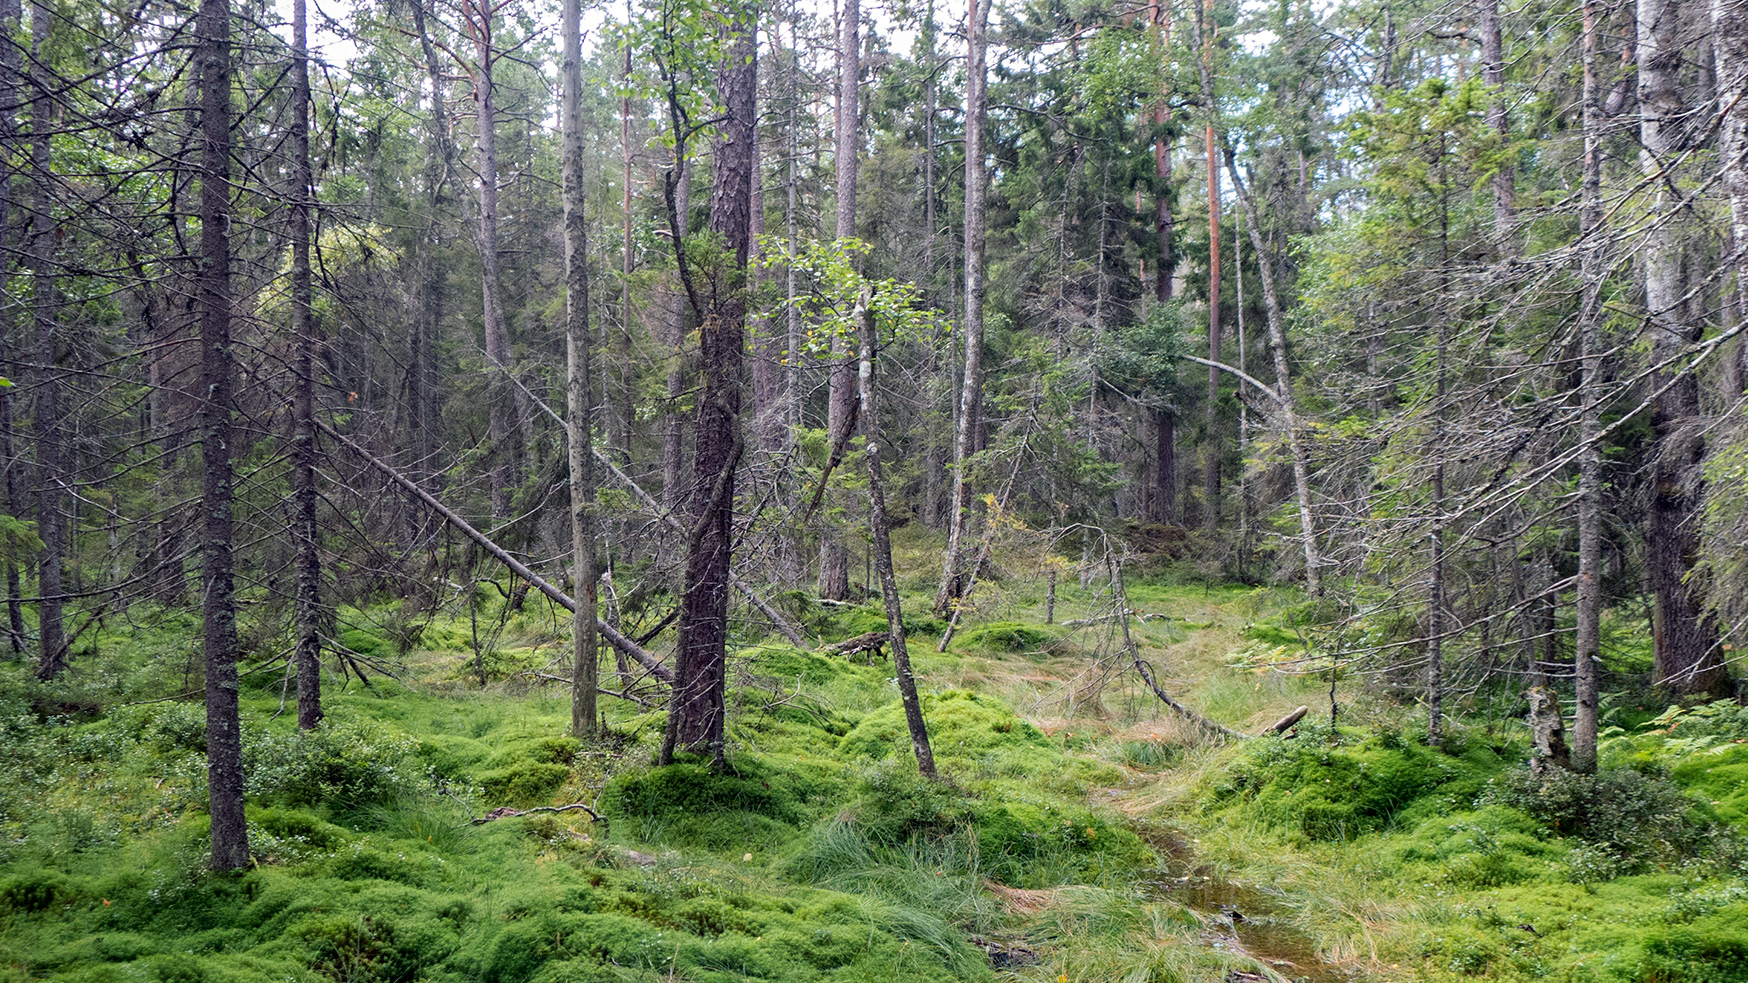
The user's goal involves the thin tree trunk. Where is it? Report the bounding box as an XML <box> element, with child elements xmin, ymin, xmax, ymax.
<box><xmin>1152</xmin><ymin>0</ymin><xmax>1174</xmax><ymax>303</ymax></box>
<box><xmin>663</xmin><ymin>14</ymin><xmax>754</xmax><ymax>763</ymax></box>
<box><xmin>197</xmin><ymin>0</ymin><xmax>248</xmax><ymax>870</ymax></box>
<box><xmin>786</xmin><ymin>9</ymin><xmax>802</xmax><ymax>444</ymax></box>
<box><xmin>662</xmin><ymin>157</ymin><xmax>691</xmax><ymax>513</ymax></box>
<box><xmin>620</xmin><ymin>7</ymin><xmax>636</xmax><ymax>462</ymax></box>
<box><xmin>461</xmin><ymin>0</ymin><xmax>524</xmax><ymax>518</ymax></box>
<box><xmin>29</xmin><ymin>0</ymin><xmax>63</xmax><ymax>680</ymax></box>
<box><xmin>1572</xmin><ymin>0</ymin><xmax>1606</xmax><ymax>773</ymax></box>
<box><xmin>318</xmin><ymin>418</ymin><xmax>669</xmax><ymax>679</ymax></box>
<box><xmin>936</xmin><ymin>0</ymin><xmax>988</xmax><ymax>615</ymax></box>
<box><xmin>291</xmin><ymin>0</ymin><xmax>322</xmax><ymax>730</ymax></box>
<box><xmin>1222</xmin><ymin>159</ymin><xmax>1323</xmax><ymax>597</ymax></box>
<box><xmin>1154</xmin><ymin>408</ymin><xmax>1176</xmax><ymax>522</ymax></box>
<box><xmin>563</xmin><ymin>0</ymin><xmax>599</xmax><ymax>739</ymax></box>
<box><xmin>1716</xmin><ymin>0</ymin><xmax>1748</xmax><ymax>387</ymax></box>
<box><xmin>1479</xmin><ymin>0</ymin><xmax>1515</xmax><ymax>246</ymax></box>
<box><xmin>0</xmin><ymin>0</ymin><xmax>22</xmax><ymax>655</ymax></box>
<box><xmin>857</xmin><ymin>292</ymin><xmax>937</xmax><ymax>778</ymax></box>
<box><xmin>750</xmin><ymin>83</ymin><xmax>783</xmax><ymax>456</ymax></box>
<box><xmin>819</xmin><ymin>0</ymin><xmax>860</xmax><ymax>601</ymax></box>
<box><xmin>1200</xmin><ymin>0</ymin><xmax>1221</xmax><ymax>534</ymax></box>
<box><xmin>410</xmin><ymin>0</ymin><xmax>454</xmax><ymax>502</ymax></box>
<box><xmin>1639</xmin><ymin>0</ymin><xmax>1727</xmax><ymax>697</ymax></box>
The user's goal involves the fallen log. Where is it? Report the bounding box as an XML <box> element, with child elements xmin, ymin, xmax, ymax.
<box><xmin>822</xmin><ymin>630</ymin><xmax>889</xmax><ymax>661</ymax></box>
<box><xmin>316</xmin><ymin>419</ymin><xmax>673</xmax><ymax>684</ymax></box>
<box><xmin>1268</xmin><ymin>706</ymin><xmax>1309</xmax><ymax>735</ymax></box>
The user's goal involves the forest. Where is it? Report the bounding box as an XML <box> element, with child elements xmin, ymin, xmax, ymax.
<box><xmin>2</xmin><ymin>0</ymin><xmax>1748</xmax><ymax>976</ymax></box>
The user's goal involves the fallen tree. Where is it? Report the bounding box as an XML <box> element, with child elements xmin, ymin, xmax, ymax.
<box><xmin>315</xmin><ymin>420</ymin><xmax>673</xmax><ymax>684</ymax></box>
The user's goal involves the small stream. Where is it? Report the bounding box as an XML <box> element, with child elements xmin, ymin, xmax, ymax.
<box><xmin>1139</xmin><ymin>834</ymin><xmax>1358</xmax><ymax>983</ymax></box>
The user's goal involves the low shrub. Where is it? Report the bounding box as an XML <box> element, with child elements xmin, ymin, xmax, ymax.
<box><xmin>244</xmin><ymin>720</ymin><xmax>424</xmax><ymax>811</ymax></box>
<box><xmin>1482</xmin><ymin>765</ymin><xmax>1743</xmax><ymax>877</ymax></box>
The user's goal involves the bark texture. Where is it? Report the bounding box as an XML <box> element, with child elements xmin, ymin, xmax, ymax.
<box><xmin>562</xmin><ymin>0</ymin><xmax>599</xmax><ymax>739</ymax></box>
<box><xmin>857</xmin><ymin>294</ymin><xmax>937</xmax><ymax>779</ymax></box>
<box><xmin>1639</xmin><ymin>0</ymin><xmax>1728</xmax><ymax>697</ymax></box>
<box><xmin>936</xmin><ymin>0</ymin><xmax>988</xmax><ymax>615</ymax></box>
<box><xmin>29</xmin><ymin>0</ymin><xmax>63</xmax><ymax>680</ymax></box>
<box><xmin>197</xmin><ymin>0</ymin><xmax>249</xmax><ymax>870</ymax></box>
<box><xmin>291</xmin><ymin>0</ymin><xmax>323</xmax><ymax>730</ymax></box>
<box><xmin>665</xmin><ymin>13</ymin><xmax>754</xmax><ymax>760</ymax></box>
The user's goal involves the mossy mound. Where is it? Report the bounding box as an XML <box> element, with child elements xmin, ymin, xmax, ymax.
<box><xmin>953</xmin><ymin>621</ymin><xmax>1061</xmax><ymax>654</ymax></box>
<box><xmin>1204</xmin><ymin>726</ymin><xmax>1505</xmax><ymax>840</ymax></box>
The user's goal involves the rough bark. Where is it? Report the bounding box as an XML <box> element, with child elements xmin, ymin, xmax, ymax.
<box><xmin>857</xmin><ymin>293</ymin><xmax>937</xmax><ymax>779</ymax></box>
<box><xmin>1154</xmin><ymin>408</ymin><xmax>1176</xmax><ymax>523</ymax></box>
<box><xmin>197</xmin><ymin>0</ymin><xmax>249</xmax><ymax>870</ymax></box>
<box><xmin>664</xmin><ymin>13</ymin><xmax>754</xmax><ymax>762</ymax></box>
<box><xmin>1572</xmin><ymin>0</ymin><xmax>1605</xmax><ymax>773</ymax></box>
<box><xmin>1639</xmin><ymin>0</ymin><xmax>1728</xmax><ymax>697</ymax></box>
<box><xmin>28</xmin><ymin>0</ymin><xmax>63</xmax><ymax>680</ymax></box>
<box><xmin>662</xmin><ymin>157</ymin><xmax>691</xmax><ymax>514</ymax></box>
<box><xmin>935</xmin><ymin>0</ymin><xmax>988</xmax><ymax>615</ymax></box>
<box><xmin>1717</xmin><ymin>0</ymin><xmax>1748</xmax><ymax>380</ymax></box>
<box><xmin>291</xmin><ymin>0</ymin><xmax>322</xmax><ymax>730</ymax></box>
<box><xmin>562</xmin><ymin>0</ymin><xmax>599</xmax><ymax>739</ymax></box>
<box><xmin>409</xmin><ymin>0</ymin><xmax>455</xmax><ymax>501</ymax></box>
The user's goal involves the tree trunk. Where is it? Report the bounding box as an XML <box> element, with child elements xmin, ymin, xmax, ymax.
<box><xmin>1221</xmin><ymin>163</ymin><xmax>1322</xmax><ymax>597</ymax></box>
<box><xmin>291</xmin><ymin>0</ymin><xmax>323</xmax><ymax>730</ymax></box>
<box><xmin>662</xmin><ymin>157</ymin><xmax>691</xmax><ymax>514</ymax></box>
<box><xmin>1716</xmin><ymin>0</ymin><xmax>1748</xmax><ymax>389</ymax></box>
<box><xmin>663</xmin><ymin>14</ymin><xmax>754</xmax><ymax>762</ymax></box>
<box><xmin>410</xmin><ymin>0</ymin><xmax>455</xmax><ymax>505</ymax></box>
<box><xmin>1571</xmin><ymin>0</ymin><xmax>1608</xmax><ymax>773</ymax></box>
<box><xmin>29</xmin><ymin>0</ymin><xmax>64</xmax><ymax>680</ymax></box>
<box><xmin>936</xmin><ymin>0</ymin><xmax>988</xmax><ymax>615</ymax></box>
<box><xmin>858</xmin><ymin>293</ymin><xmax>937</xmax><ymax>778</ymax></box>
<box><xmin>819</xmin><ymin>0</ymin><xmax>860</xmax><ymax>601</ymax></box>
<box><xmin>563</xmin><ymin>0</ymin><xmax>599</xmax><ymax>740</ymax></box>
<box><xmin>0</xmin><ymin>0</ymin><xmax>22</xmax><ymax>655</ymax></box>
<box><xmin>750</xmin><ymin>88</ymin><xmax>784</xmax><ymax>456</ymax></box>
<box><xmin>1640</xmin><ymin>0</ymin><xmax>1728</xmax><ymax>697</ymax></box>
<box><xmin>1479</xmin><ymin>0</ymin><xmax>1515</xmax><ymax>246</ymax></box>
<box><xmin>620</xmin><ymin>13</ymin><xmax>636</xmax><ymax>463</ymax></box>
<box><xmin>462</xmin><ymin>0</ymin><xmax>524</xmax><ymax>518</ymax></box>
<box><xmin>1200</xmin><ymin>0</ymin><xmax>1221</xmax><ymax>534</ymax></box>
<box><xmin>197</xmin><ymin>0</ymin><xmax>248</xmax><ymax>870</ymax></box>
<box><xmin>1152</xmin><ymin>0</ymin><xmax>1174</xmax><ymax>303</ymax></box>
<box><xmin>1154</xmin><ymin>408</ymin><xmax>1176</xmax><ymax>522</ymax></box>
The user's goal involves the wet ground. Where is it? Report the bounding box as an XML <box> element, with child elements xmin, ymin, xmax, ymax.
<box><xmin>1140</xmin><ymin>832</ymin><xmax>1359</xmax><ymax>983</ymax></box>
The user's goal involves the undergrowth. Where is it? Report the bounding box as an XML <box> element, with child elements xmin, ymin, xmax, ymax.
<box><xmin>2</xmin><ymin>570</ymin><xmax>1745</xmax><ymax>983</ymax></box>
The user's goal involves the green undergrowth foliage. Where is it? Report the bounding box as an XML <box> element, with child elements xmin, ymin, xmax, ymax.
<box><xmin>1180</xmin><ymin>702</ymin><xmax>1748</xmax><ymax>983</ymax></box>
<box><xmin>8</xmin><ymin>575</ymin><xmax>1748</xmax><ymax>983</ymax></box>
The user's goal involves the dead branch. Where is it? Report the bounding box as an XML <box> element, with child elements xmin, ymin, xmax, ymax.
<box><xmin>315</xmin><ymin>419</ymin><xmax>673</xmax><ymax>684</ymax></box>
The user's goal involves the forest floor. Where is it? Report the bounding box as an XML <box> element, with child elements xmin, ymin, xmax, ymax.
<box><xmin>2</xmin><ymin>528</ymin><xmax>1747</xmax><ymax>983</ymax></box>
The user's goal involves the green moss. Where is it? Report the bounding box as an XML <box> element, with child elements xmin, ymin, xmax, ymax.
<box><xmin>478</xmin><ymin>760</ymin><xmax>572</xmax><ymax>805</ymax></box>
<box><xmin>953</xmin><ymin>621</ymin><xmax>1060</xmax><ymax>653</ymax></box>
<box><xmin>840</xmin><ymin>690</ymin><xmax>1045</xmax><ymax>762</ymax></box>
<box><xmin>1</xmin><ymin>869</ymin><xmax>80</xmax><ymax>912</ymax></box>
<box><xmin>1207</xmin><ymin>729</ymin><xmax>1502</xmax><ymax>840</ymax></box>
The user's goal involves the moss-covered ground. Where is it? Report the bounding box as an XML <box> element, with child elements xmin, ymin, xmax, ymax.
<box><xmin>2</xmin><ymin>527</ymin><xmax>1745</xmax><ymax>982</ymax></box>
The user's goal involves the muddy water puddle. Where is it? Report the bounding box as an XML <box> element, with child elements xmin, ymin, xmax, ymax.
<box><xmin>1139</xmin><ymin>834</ymin><xmax>1358</xmax><ymax>983</ymax></box>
